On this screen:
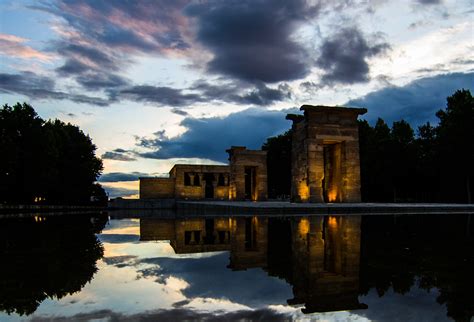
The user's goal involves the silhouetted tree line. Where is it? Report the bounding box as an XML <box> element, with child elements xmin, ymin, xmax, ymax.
<box><xmin>263</xmin><ymin>89</ymin><xmax>473</xmax><ymax>203</ymax></box>
<box><xmin>360</xmin><ymin>214</ymin><xmax>473</xmax><ymax>322</ymax></box>
<box><xmin>0</xmin><ymin>103</ymin><xmax>106</xmax><ymax>204</ymax></box>
<box><xmin>262</xmin><ymin>129</ymin><xmax>292</xmax><ymax>199</ymax></box>
<box><xmin>0</xmin><ymin>214</ymin><xmax>107</xmax><ymax>315</ymax></box>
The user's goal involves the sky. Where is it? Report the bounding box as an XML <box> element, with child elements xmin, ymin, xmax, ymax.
<box><xmin>0</xmin><ymin>0</ymin><xmax>473</xmax><ymax>198</ymax></box>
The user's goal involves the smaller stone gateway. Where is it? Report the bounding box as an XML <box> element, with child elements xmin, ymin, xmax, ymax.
<box><xmin>286</xmin><ymin>105</ymin><xmax>367</xmax><ymax>203</ymax></box>
<box><xmin>139</xmin><ymin>146</ymin><xmax>267</xmax><ymax>201</ymax></box>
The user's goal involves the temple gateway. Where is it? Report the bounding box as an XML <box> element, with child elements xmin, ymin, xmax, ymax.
<box><xmin>139</xmin><ymin>105</ymin><xmax>367</xmax><ymax>203</ymax></box>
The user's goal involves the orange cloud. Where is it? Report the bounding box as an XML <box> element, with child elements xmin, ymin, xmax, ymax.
<box><xmin>0</xmin><ymin>33</ymin><xmax>54</xmax><ymax>61</ymax></box>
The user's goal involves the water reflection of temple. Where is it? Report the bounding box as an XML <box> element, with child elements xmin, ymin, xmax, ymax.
<box><xmin>139</xmin><ymin>215</ymin><xmax>366</xmax><ymax>313</ymax></box>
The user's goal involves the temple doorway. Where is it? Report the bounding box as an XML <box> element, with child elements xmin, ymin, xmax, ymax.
<box><xmin>323</xmin><ymin>143</ymin><xmax>342</xmax><ymax>203</ymax></box>
<box><xmin>244</xmin><ymin>167</ymin><xmax>256</xmax><ymax>200</ymax></box>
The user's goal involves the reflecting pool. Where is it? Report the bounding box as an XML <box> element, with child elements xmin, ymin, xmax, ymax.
<box><xmin>0</xmin><ymin>213</ymin><xmax>472</xmax><ymax>321</ymax></box>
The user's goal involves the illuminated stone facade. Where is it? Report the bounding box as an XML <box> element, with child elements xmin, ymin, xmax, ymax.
<box><xmin>139</xmin><ymin>147</ymin><xmax>267</xmax><ymax>200</ymax></box>
<box><xmin>287</xmin><ymin>105</ymin><xmax>367</xmax><ymax>203</ymax></box>
<box><xmin>227</xmin><ymin>146</ymin><xmax>268</xmax><ymax>201</ymax></box>
<box><xmin>140</xmin><ymin>164</ymin><xmax>230</xmax><ymax>200</ymax></box>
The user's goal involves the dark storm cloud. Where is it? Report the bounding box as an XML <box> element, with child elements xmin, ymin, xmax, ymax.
<box><xmin>346</xmin><ymin>72</ymin><xmax>474</xmax><ymax>125</ymax></box>
<box><xmin>76</xmin><ymin>74</ymin><xmax>129</xmax><ymax>90</ymax></box>
<box><xmin>119</xmin><ymin>86</ymin><xmax>204</xmax><ymax>107</ymax></box>
<box><xmin>416</xmin><ymin>0</ymin><xmax>441</xmax><ymax>4</ymax></box>
<box><xmin>36</xmin><ymin>1</ymin><xmax>190</xmax><ymax>54</ymax></box>
<box><xmin>0</xmin><ymin>72</ymin><xmax>109</xmax><ymax>106</ymax></box>
<box><xmin>101</xmin><ymin>149</ymin><xmax>137</xmax><ymax>161</ymax></box>
<box><xmin>136</xmin><ymin>108</ymin><xmax>295</xmax><ymax>162</ymax></box>
<box><xmin>24</xmin><ymin>0</ymin><xmax>394</xmax><ymax>104</ymax></box>
<box><xmin>171</xmin><ymin>108</ymin><xmax>189</xmax><ymax>116</ymax></box>
<box><xmin>98</xmin><ymin>172</ymin><xmax>150</xmax><ymax>183</ymax></box>
<box><xmin>56</xmin><ymin>59</ymin><xmax>90</xmax><ymax>75</ymax></box>
<box><xmin>33</xmin><ymin>1</ymin><xmax>190</xmax><ymax>92</ymax></box>
<box><xmin>185</xmin><ymin>0</ymin><xmax>319</xmax><ymax>82</ymax></box>
<box><xmin>56</xmin><ymin>43</ymin><xmax>118</xmax><ymax>71</ymax></box>
<box><xmin>190</xmin><ymin>80</ymin><xmax>292</xmax><ymax>106</ymax></box>
<box><xmin>115</xmin><ymin>81</ymin><xmax>292</xmax><ymax>107</ymax></box>
<box><xmin>317</xmin><ymin>27</ymin><xmax>390</xmax><ymax>84</ymax></box>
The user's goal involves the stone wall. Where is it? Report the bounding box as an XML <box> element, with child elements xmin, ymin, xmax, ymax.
<box><xmin>287</xmin><ymin>106</ymin><xmax>366</xmax><ymax>203</ymax></box>
<box><xmin>171</xmin><ymin>164</ymin><xmax>230</xmax><ymax>200</ymax></box>
<box><xmin>139</xmin><ymin>177</ymin><xmax>175</xmax><ymax>199</ymax></box>
<box><xmin>227</xmin><ymin>146</ymin><xmax>268</xmax><ymax>201</ymax></box>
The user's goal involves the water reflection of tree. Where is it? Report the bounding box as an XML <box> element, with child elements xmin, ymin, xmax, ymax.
<box><xmin>359</xmin><ymin>215</ymin><xmax>474</xmax><ymax>322</ymax></box>
<box><xmin>0</xmin><ymin>214</ymin><xmax>107</xmax><ymax>316</ymax></box>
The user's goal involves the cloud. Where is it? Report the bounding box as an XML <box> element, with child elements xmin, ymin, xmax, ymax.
<box><xmin>101</xmin><ymin>186</ymin><xmax>138</xmax><ymax>198</ymax></box>
<box><xmin>185</xmin><ymin>0</ymin><xmax>319</xmax><ymax>83</ymax></box>
<box><xmin>99</xmin><ymin>172</ymin><xmax>150</xmax><ymax>183</ymax></box>
<box><xmin>118</xmin><ymin>85</ymin><xmax>203</xmax><ymax>107</ymax></box>
<box><xmin>0</xmin><ymin>72</ymin><xmax>110</xmax><ymax>106</ymax></box>
<box><xmin>190</xmin><ymin>80</ymin><xmax>292</xmax><ymax>106</ymax></box>
<box><xmin>317</xmin><ymin>27</ymin><xmax>390</xmax><ymax>85</ymax></box>
<box><xmin>416</xmin><ymin>0</ymin><xmax>441</xmax><ymax>4</ymax></box>
<box><xmin>115</xmin><ymin>81</ymin><xmax>292</xmax><ymax>107</ymax></box>
<box><xmin>137</xmin><ymin>253</ymin><xmax>292</xmax><ymax>308</ymax></box>
<box><xmin>136</xmin><ymin>108</ymin><xmax>295</xmax><ymax>162</ymax></box>
<box><xmin>29</xmin><ymin>308</ymin><xmax>291</xmax><ymax>322</ymax></box>
<box><xmin>33</xmin><ymin>1</ymin><xmax>190</xmax><ymax>92</ymax></box>
<box><xmin>0</xmin><ymin>33</ymin><xmax>53</xmax><ymax>61</ymax></box>
<box><xmin>346</xmin><ymin>72</ymin><xmax>474</xmax><ymax>125</ymax></box>
<box><xmin>101</xmin><ymin>149</ymin><xmax>136</xmax><ymax>161</ymax></box>
<box><xmin>37</xmin><ymin>1</ymin><xmax>190</xmax><ymax>55</ymax></box>
<box><xmin>171</xmin><ymin>108</ymin><xmax>189</xmax><ymax>116</ymax></box>
<box><xmin>99</xmin><ymin>235</ymin><xmax>140</xmax><ymax>244</ymax></box>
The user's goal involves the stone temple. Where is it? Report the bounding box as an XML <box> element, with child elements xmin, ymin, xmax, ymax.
<box><xmin>287</xmin><ymin>105</ymin><xmax>367</xmax><ymax>203</ymax></box>
<box><xmin>139</xmin><ymin>105</ymin><xmax>366</xmax><ymax>203</ymax></box>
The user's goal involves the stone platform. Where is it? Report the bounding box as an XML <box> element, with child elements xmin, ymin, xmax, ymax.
<box><xmin>176</xmin><ymin>201</ymin><xmax>474</xmax><ymax>216</ymax></box>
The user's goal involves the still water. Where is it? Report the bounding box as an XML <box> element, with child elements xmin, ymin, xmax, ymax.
<box><xmin>0</xmin><ymin>213</ymin><xmax>472</xmax><ymax>321</ymax></box>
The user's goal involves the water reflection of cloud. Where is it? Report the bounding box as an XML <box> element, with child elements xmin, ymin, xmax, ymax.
<box><xmin>356</xmin><ymin>288</ymin><xmax>451</xmax><ymax>322</ymax></box>
<box><xmin>30</xmin><ymin>261</ymin><xmax>186</xmax><ymax>318</ymax></box>
<box><xmin>100</xmin><ymin>218</ymin><xmax>140</xmax><ymax>235</ymax></box>
<box><xmin>98</xmin><ymin>234</ymin><xmax>140</xmax><ymax>244</ymax></box>
<box><xmin>28</xmin><ymin>308</ymin><xmax>293</xmax><ymax>321</ymax></box>
<box><xmin>138</xmin><ymin>253</ymin><xmax>293</xmax><ymax>308</ymax></box>
<box><xmin>101</xmin><ymin>240</ymin><xmax>175</xmax><ymax>258</ymax></box>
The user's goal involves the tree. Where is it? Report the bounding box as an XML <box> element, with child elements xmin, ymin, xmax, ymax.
<box><xmin>435</xmin><ymin>89</ymin><xmax>473</xmax><ymax>203</ymax></box>
<box><xmin>0</xmin><ymin>103</ymin><xmax>104</xmax><ymax>204</ymax></box>
<box><xmin>390</xmin><ymin>120</ymin><xmax>417</xmax><ymax>201</ymax></box>
<box><xmin>0</xmin><ymin>103</ymin><xmax>49</xmax><ymax>203</ymax></box>
<box><xmin>43</xmin><ymin>119</ymin><xmax>103</xmax><ymax>203</ymax></box>
<box><xmin>262</xmin><ymin>130</ymin><xmax>292</xmax><ymax>198</ymax></box>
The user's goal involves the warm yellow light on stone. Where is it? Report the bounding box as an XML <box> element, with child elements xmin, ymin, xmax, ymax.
<box><xmin>328</xmin><ymin>190</ymin><xmax>338</xmax><ymax>202</ymax></box>
<box><xmin>328</xmin><ymin>216</ymin><xmax>338</xmax><ymax>228</ymax></box>
<box><xmin>298</xmin><ymin>181</ymin><xmax>310</xmax><ymax>202</ymax></box>
<box><xmin>298</xmin><ymin>218</ymin><xmax>310</xmax><ymax>235</ymax></box>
